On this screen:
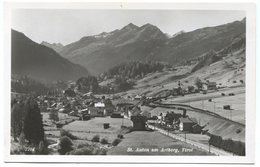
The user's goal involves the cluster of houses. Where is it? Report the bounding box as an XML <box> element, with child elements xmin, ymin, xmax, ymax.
<box><xmin>155</xmin><ymin>110</ymin><xmax>202</xmax><ymax>133</ymax></box>
<box><xmin>38</xmin><ymin>88</ymin><xmax>116</xmax><ymax>120</ymax></box>
<box><xmin>37</xmin><ymin>83</ymin><xmax>204</xmax><ymax>133</ymax></box>
<box><xmin>172</xmin><ymin>80</ymin><xmax>217</xmax><ymax>96</ymax></box>
<box><xmin>128</xmin><ymin>109</ymin><xmax>202</xmax><ymax>133</ymax></box>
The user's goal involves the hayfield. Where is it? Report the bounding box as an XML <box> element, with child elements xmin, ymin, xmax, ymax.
<box><xmin>62</xmin><ymin>117</ymin><xmax>133</xmax><ymax>143</ymax></box>
<box><xmin>161</xmin><ymin>86</ymin><xmax>245</xmax><ymax>124</ymax></box>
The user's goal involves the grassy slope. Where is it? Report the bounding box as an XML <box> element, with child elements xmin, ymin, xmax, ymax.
<box><xmin>62</xmin><ymin>118</ymin><xmax>132</xmax><ymax>143</ymax></box>
<box><xmin>120</xmin><ymin>48</ymin><xmax>245</xmax><ymax>98</ymax></box>
<box><xmin>115</xmin><ymin>48</ymin><xmax>246</xmax><ymax>142</ymax></box>
<box><xmin>107</xmin><ymin>131</ymin><xmax>213</xmax><ymax>155</ymax></box>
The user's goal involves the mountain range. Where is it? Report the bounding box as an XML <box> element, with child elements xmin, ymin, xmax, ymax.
<box><xmin>11</xmin><ymin>29</ymin><xmax>90</xmax><ymax>81</ymax></box>
<box><xmin>42</xmin><ymin>18</ymin><xmax>246</xmax><ymax>76</ymax></box>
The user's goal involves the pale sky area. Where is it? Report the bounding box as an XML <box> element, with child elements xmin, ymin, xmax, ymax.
<box><xmin>12</xmin><ymin>9</ymin><xmax>245</xmax><ymax>45</ymax></box>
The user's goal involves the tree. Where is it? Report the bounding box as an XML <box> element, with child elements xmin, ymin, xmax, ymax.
<box><xmin>11</xmin><ymin>103</ymin><xmax>23</xmax><ymax>142</ymax></box>
<box><xmin>58</xmin><ymin>136</ymin><xmax>73</xmax><ymax>155</ymax></box>
<box><xmin>194</xmin><ymin>77</ymin><xmax>203</xmax><ymax>90</ymax></box>
<box><xmin>23</xmin><ymin>98</ymin><xmax>44</xmax><ymax>145</ymax></box>
<box><xmin>49</xmin><ymin>109</ymin><xmax>59</xmax><ymax>122</ymax></box>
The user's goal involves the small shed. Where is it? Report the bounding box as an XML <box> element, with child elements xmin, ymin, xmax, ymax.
<box><xmin>134</xmin><ymin>95</ymin><xmax>142</xmax><ymax>100</ymax></box>
<box><xmin>131</xmin><ymin>116</ymin><xmax>147</xmax><ymax>131</ymax></box>
<box><xmin>192</xmin><ymin>124</ymin><xmax>202</xmax><ymax>134</ymax></box>
<box><xmin>81</xmin><ymin>114</ymin><xmax>91</xmax><ymax>121</ymax></box>
<box><xmin>141</xmin><ymin>111</ymin><xmax>151</xmax><ymax>119</ymax></box>
<box><xmin>223</xmin><ymin>105</ymin><xmax>231</xmax><ymax>110</ymax></box>
<box><xmin>178</xmin><ymin>117</ymin><xmax>197</xmax><ymax>132</ymax></box>
<box><xmin>111</xmin><ymin>112</ymin><xmax>123</xmax><ymax>118</ymax></box>
<box><xmin>207</xmin><ymin>82</ymin><xmax>217</xmax><ymax>90</ymax></box>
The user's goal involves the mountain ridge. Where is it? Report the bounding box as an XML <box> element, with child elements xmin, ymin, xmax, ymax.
<box><xmin>12</xmin><ymin>29</ymin><xmax>90</xmax><ymax>81</ymax></box>
<box><xmin>41</xmin><ymin>19</ymin><xmax>245</xmax><ymax>76</ymax></box>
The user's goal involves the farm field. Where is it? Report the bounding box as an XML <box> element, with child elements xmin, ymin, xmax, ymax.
<box><xmin>107</xmin><ymin>131</ymin><xmax>214</xmax><ymax>155</ymax></box>
<box><xmin>161</xmin><ymin>86</ymin><xmax>245</xmax><ymax>124</ymax></box>
<box><xmin>62</xmin><ymin>117</ymin><xmax>133</xmax><ymax>143</ymax></box>
<box><xmin>63</xmin><ymin>117</ymin><xmax>132</xmax><ymax>132</ymax></box>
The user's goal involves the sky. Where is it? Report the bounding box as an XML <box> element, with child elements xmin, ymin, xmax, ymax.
<box><xmin>12</xmin><ymin>9</ymin><xmax>245</xmax><ymax>45</ymax></box>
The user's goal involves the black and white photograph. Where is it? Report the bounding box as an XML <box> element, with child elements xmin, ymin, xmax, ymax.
<box><xmin>4</xmin><ymin>1</ymin><xmax>256</xmax><ymax>163</ymax></box>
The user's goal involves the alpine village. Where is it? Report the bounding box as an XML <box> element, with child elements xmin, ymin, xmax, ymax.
<box><xmin>11</xmin><ymin>18</ymin><xmax>246</xmax><ymax>156</ymax></box>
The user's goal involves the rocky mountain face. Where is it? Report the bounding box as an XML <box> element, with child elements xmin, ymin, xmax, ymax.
<box><xmin>11</xmin><ymin>29</ymin><xmax>90</xmax><ymax>81</ymax></box>
<box><xmin>44</xmin><ymin>18</ymin><xmax>246</xmax><ymax>76</ymax></box>
<box><xmin>40</xmin><ymin>41</ymin><xmax>64</xmax><ymax>53</ymax></box>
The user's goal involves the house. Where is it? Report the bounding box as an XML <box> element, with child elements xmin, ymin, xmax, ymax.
<box><xmin>192</xmin><ymin>124</ymin><xmax>202</xmax><ymax>134</ymax></box>
<box><xmin>172</xmin><ymin>87</ymin><xmax>183</xmax><ymax>96</ymax></box>
<box><xmin>69</xmin><ymin>110</ymin><xmax>80</xmax><ymax>117</ymax></box>
<box><xmin>79</xmin><ymin>108</ymin><xmax>88</xmax><ymax>114</ymax></box>
<box><xmin>105</xmin><ymin>106</ymin><xmax>115</xmax><ymax>116</ymax></box>
<box><xmin>88</xmin><ymin>107</ymin><xmax>104</xmax><ymax>117</ymax></box>
<box><xmin>165</xmin><ymin>111</ymin><xmax>175</xmax><ymax>124</ymax></box>
<box><xmin>202</xmin><ymin>83</ymin><xmax>208</xmax><ymax>90</ymax></box>
<box><xmin>88</xmin><ymin>102</ymin><xmax>107</xmax><ymax>116</ymax></box>
<box><xmin>111</xmin><ymin>112</ymin><xmax>123</xmax><ymax>118</ymax></box>
<box><xmin>181</xmin><ymin>86</ymin><xmax>189</xmax><ymax>94</ymax></box>
<box><xmin>131</xmin><ymin>116</ymin><xmax>147</xmax><ymax>131</ymax></box>
<box><xmin>128</xmin><ymin>106</ymin><xmax>142</xmax><ymax>118</ymax></box>
<box><xmin>207</xmin><ymin>82</ymin><xmax>217</xmax><ymax>90</ymax></box>
<box><xmin>134</xmin><ymin>95</ymin><xmax>142</xmax><ymax>100</ymax></box>
<box><xmin>86</xmin><ymin>102</ymin><xmax>105</xmax><ymax>117</ymax></box>
<box><xmin>178</xmin><ymin>117</ymin><xmax>198</xmax><ymax>132</ymax></box>
<box><xmin>173</xmin><ymin>113</ymin><xmax>183</xmax><ymax>122</ymax></box>
<box><xmin>64</xmin><ymin>88</ymin><xmax>76</xmax><ymax>98</ymax></box>
<box><xmin>141</xmin><ymin>111</ymin><xmax>151</xmax><ymax>119</ymax></box>
<box><xmin>187</xmin><ymin>86</ymin><xmax>195</xmax><ymax>93</ymax></box>
<box><xmin>94</xmin><ymin>102</ymin><xmax>105</xmax><ymax>108</ymax></box>
<box><xmin>165</xmin><ymin>111</ymin><xmax>183</xmax><ymax>125</ymax></box>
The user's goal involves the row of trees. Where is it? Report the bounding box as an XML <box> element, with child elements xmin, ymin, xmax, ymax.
<box><xmin>11</xmin><ymin>76</ymin><xmax>68</xmax><ymax>95</ymax></box>
<box><xmin>209</xmin><ymin>134</ymin><xmax>245</xmax><ymax>156</ymax></box>
<box><xmin>11</xmin><ymin>76</ymin><xmax>52</xmax><ymax>95</ymax></box>
<box><xmin>191</xmin><ymin>50</ymin><xmax>222</xmax><ymax>73</ymax></box>
<box><xmin>11</xmin><ymin>95</ymin><xmax>45</xmax><ymax>146</ymax></box>
<box><xmin>76</xmin><ymin>75</ymin><xmax>134</xmax><ymax>94</ymax></box>
<box><xmin>98</xmin><ymin>61</ymin><xmax>172</xmax><ymax>81</ymax></box>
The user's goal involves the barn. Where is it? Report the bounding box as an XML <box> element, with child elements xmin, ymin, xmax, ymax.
<box><xmin>141</xmin><ymin>111</ymin><xmax>151</xmax><ymax>119</ymax></box>
<box><xmin>131</xmin><ymin>116</ymin><xmax>147</xmax><ymax>131</ymax></box>
<box><xmin>178</xmin><ymin>117</ymin><xmax>198</xmax><ymax>132</ymax></box>
<box><xmin>207</xmin><ymin>82</ymin><xmax>217</xmax><ymax>90</ymax></box>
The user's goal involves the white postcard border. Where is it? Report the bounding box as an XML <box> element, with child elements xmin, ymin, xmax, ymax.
<box><xmin>4</xmin><ymin>1</ymin><xmax>256</xmax><ymax>164</ymax></box>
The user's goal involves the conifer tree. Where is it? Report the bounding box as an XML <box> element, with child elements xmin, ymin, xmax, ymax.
<box><xmin>11</xmin><ymin>102</ymin><xmax>23</xmax><ymax>142</ymax></box>
<box><xmin>23</xmin><ymin>98</ymin><xmax>44</xmax><ymax>145</ymax></box>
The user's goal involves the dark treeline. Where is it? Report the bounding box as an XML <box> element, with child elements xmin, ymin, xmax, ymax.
<box><xmin>11</xmin><ymin>76</ymin><xmax>67</xmax><ymax>95</ymax></box>
<box><xmin>11</xmin><ymin>61</ymin><xmax>173</xmax><ymax>95</ymax></box>
<box><xmin>209</xmin><ymin>134</ymin><xmax>245</xmax><ymax>156</ymax></box>
<box><xmin>76</xmin><ymin>76</ymin><xmax>99</xmax><ymax>93</ymax></box>
<box><xmin>77</xmin><ymin>61</ymin><xmax>172</xmax><ymax>94</ymax></box>
<box><xmin>98</xmin><ymin>61</ymin><xmax>172</xmax><ymax>81</ymax></box>
<box><xmin>11</xmin><ymin>95</ymin><xmax>47</xmax><ymax>154</ymax></box>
